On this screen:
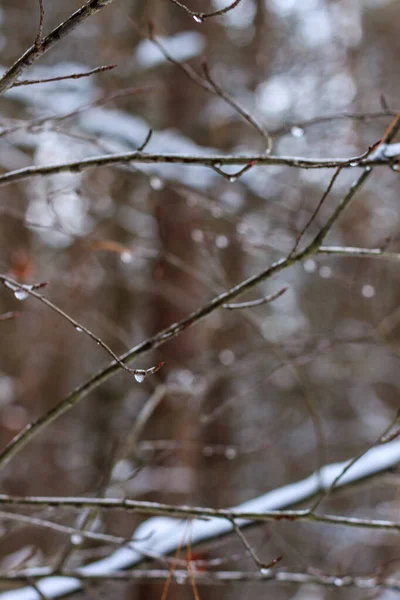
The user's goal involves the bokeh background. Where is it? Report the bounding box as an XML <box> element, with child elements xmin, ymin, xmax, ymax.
<box><xmin>0</xmin><ymin>0</ymin><xmax>400</xmax><ymax>598</ymax></box>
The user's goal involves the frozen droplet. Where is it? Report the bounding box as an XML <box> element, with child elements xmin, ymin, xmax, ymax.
<box><xmin>219</xmin><ymin>349</ymin><xmax>235</xmax><ymax>366</ymax></box>
<box><xmin>225</xmin><ymin>447</ymin><xmax>237</xmax><ymax>460</ymax></box>
<box><xmin>391</xmin><ymin>163</ymin><xmax>400</xmax><ymax>172</ymax></box>
<box><xmin>365</xmin><ymin>166</ymin><xmax>372</xmax><ymax>172</ymax></box>
<box><xmin>71</xmin><ymin>534</ymin><xmax>83</xmax><ymax>546</ymax></box>
<box><xmin>134</xmin><ymin>372</ymin><xmax>146</xmax><ymax>383</ymax></box>
<box><xmin>319</xmin><ymin>265</ymin><xmax>332</xmax><ymax>279</ymax></box>
<box><xmin>349</xmin><ymin>161</ymin><xmax>359</xmax><ymax>167</ymax></box>
<box><xmin>290</xmin><ymin>126</ymin><xmax>304</xmax><ymax>138</ymax></box>
<box><xmin>215</xmin><ymin>234</ymin><xmax>229</xmax><ymax>249</ymax></box>
<box><xmin>191</xmin><ymin>229</ymin><xmax>204</xmax><ymax>243</ymax></box>
<box><xmin>362</xmin><ymin>284</ymin><xmax>375</xmax><ymax>298</ymax></box>
<box><xmin>14</xmin><ymin>290</ymin><xmax>29</xmax><ymax>301</ymax></box>
<box><xmin>228</xmin><ymin>176</ymin><xmax>237</xmax><ymax>183</ymax></box>
<box><xmin>149</xmin><ymin>176</ymin><xmax>164</xmax><ymax>190</ymax></box>
<box><xmin>303</xmin><ymin>259</ymin><xmax>316</xmax><ymax>273</ymax></box>
<box><xmin>193</xmin><ymin>15</ymin><xmax>204</xmax><ymax>23</ymax></box>
<box><xmin>333</xmin><ymin>577</ymin><xmax>345</xmax><ymax>587</ymax></box>
<box><xmin>260</xmin><ymin>568</ymin><xmax>270</xmax><ymax>576</ymax></box>
<box><xmin>75</xmin><ymin>326</ymin><xmax>83</xmax><ymax>333</ymax></box>
<box><xmin>120</xmin><ymin>251</ymin><xmax>133</xmax><ymax>264</ymax></box>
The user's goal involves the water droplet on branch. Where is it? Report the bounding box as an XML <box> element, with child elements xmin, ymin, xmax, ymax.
<box><xmin>193</xmin><ymin>15</ymin><xmax>204</xmax><ymax>23</ymax></box>
<box><xmin>14</xmin><ymin>290</ymin><xmax>29</xmax><ymax>301</ymax></box>
<box><xmin>134</xmin><ymin>372</ymin><xmax>146</xmax><ymax>383</ymax></box>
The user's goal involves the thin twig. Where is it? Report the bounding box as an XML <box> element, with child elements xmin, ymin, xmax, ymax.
<box><xmin>35</xmin><ymin>0</ymin><xmax>45</xmax><ymax>49</ymax></box>
<box><xmin>0</xmin><ymin>274</ymin><xmax>163</xmax><ymax>384</ymax></box>
<box><xmin>290</xmin><ymin>167</ymin><xmax>342</xmax><ymax>256</ymax></box>
<box><xmin>148</xmin><ymin>30</ymin><xmax>271</xmax><ymax>151</ymax></box>
<box><xmin>231</xmin><ymin>519</ymin><xmax>282</xmax><ymax>571</ymax></box>
<box><xmin>201</xmin><ymin>59</ymin><xmax>272</xmax><ymax>152</ymax></box>
<box><xmin>13</xmin><ymin>64</ymin><xmax>117</xmax><ymax>87</ymax></box>
<box><xmin>168</xmin><ymin>0</ymin><xmax>244</xmax><ymax>22</ymax></box>
<box><xmin>271</xmin><ymin>110</ymin><xmax>398</xmax><ymax>137</ymax></box>
<box><xmin>310</xmin><ymin>410</ymin><xmax>400</xmax><ymax>513</ymax></box>
<box><xmin>137</xmin><ymin>129</ymin><xmax>153</xmax><ymax>152</ymax></box>
<box><xmin>317</xmin><ymin>245</ymin><xmax>400</xmax><ymax>261</ymax></box>
<box><xmin>0</xmin><ymin>509</ymin><xmax>131</xmax><ymax>546</ymax></box>
<box><xmin>223</xmin><ymin>287</ymin><xmax>287</xmax><ymax>310</ymax></box>
<box><xmin>121</xmin><ymin>385</ymin><xmax>167</xmax><ymax>461</ymax></box>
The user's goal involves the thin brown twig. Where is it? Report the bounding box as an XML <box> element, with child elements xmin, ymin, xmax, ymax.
<box><xmin>271</xmin><ymin>110</ymin><xmax>398</xmax><ymax>137</ymax></box>
<box><xmin>223</xmin><ymin>287</ymin><xmax>287</xmax><ymax>310</ymax></box>
<box><xmin>0</xmin><ymin>509</ymin><xmax>131</xmax><ymax>546</ymax></box>
<box><xmin>310</xmin><ymin>409</ymin><xmax>400</xmax><ymax>513</ymax></box>
<box><xmin>290</xmin><ymin>167</ymin><xmax>343</xmax><ymax>256</ymax></box>
<box><xmin>148</xmin><ymin>29</ymin><xmax>271</xmax><ymax>151</ymax></box>
<box><xmin>0</xmin><ymin>274</ymin><xmax>163</xmax><ymax>383</ymax></box>
<box><xmin>137</xmin><ymin>129</ymin><xmax>153</xmax><ymax>152</ymax></box>
<box><xmin>12</xmin><ymin>64</ymin><xmax>117</xmax><ymax>87</ymax></box>
<box><xmin>120</xmin><ymin>385</ymin><xmax>167</xmax><ymax>462</ymax></box>
<box><xmin>35</xmin><ymin>0</ymin><xmax>45</xmax><ymax>49</ymax></box>
<box><xmin>231</xmin><ymin>519</ymin><xmax>282</xmax><ymax>571</ymax></box>
<box><xmin>168</xmin><ymin>0</ymin><xmax>244</xmax><ymax>22</ymax></box>
<box><xmin>201</xmin><ymin>59</ymin><xmax>272</xmax><ymax>152</ymax></box>
<box><xmin>0</xmin><ymin>85</ymin><xmax>155</xmax><ymax>139</ymax></box>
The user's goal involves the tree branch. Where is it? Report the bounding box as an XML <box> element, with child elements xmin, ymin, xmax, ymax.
<box><xmin>0</xmin><ymin>0</ymin><xmax>118</xmax><ymax>95</ymax></box>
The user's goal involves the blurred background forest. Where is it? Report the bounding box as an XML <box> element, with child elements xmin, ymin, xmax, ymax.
<box><xmin>0</xmin><ymin>0</ymin><xmax>400</xmax><ymax>598</ymax></box>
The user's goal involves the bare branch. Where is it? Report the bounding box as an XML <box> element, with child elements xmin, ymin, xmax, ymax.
<box><xmin>0</xmin><ymin>149</ymin><xmax>398</xmax><ymax>188</ymax></box>
<box><xmin>1</xmin><ymin>494</ymin><xmax>400</xmax><ymax>533</ymax></box>
<box><xmin>317</xmin><ymin>245</ymin><xmax>400</xmax><ymax>261</ymax></box>
<box><xmin>12</xmin><ymin>64</ymin><xmax>117</xmax><ymax>87</ymax></box>
<box><xmin>0</xmin><ymin>510</ymin><xmax>130</xmax><ymax>547</ymax></box>
<box><xmin>35</xmin><ymin>0</ymin><xmax>45</xmax><ymax>49</ymax></box>
<box><xmin>223</xmin><ymin>287</ymin><xmax>287</xmax><ymax>310</ymax></box>
<box><xmin>0</xmin><ymin>0</ymin><xmax>119</xmax><ymax>95</ymax></box>
<box><xmin>0</xmin><ymin>274</ymin><xmax>163</xmax><ymax>384</ymax></box>
<box><xmin>201</xmin><ymin>58</ymin><xmax>272</xmax><ymax>152</ymax></box>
